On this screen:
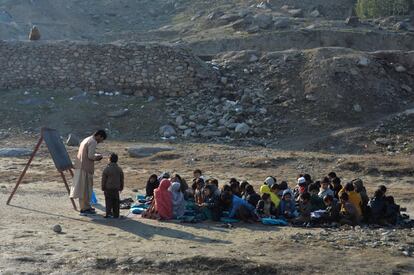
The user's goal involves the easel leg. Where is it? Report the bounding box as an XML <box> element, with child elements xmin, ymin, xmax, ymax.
<box><xmin>60</xmin><ymin>171</ymin><xmax>78</xmax><ymax>211</ymax></box>
<box><xmin>6</xmin><ymin>136</ymin><xmax>43</xmax><ymax>205</ymax></box>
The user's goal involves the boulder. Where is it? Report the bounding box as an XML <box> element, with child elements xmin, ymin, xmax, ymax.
<box><xmin>353</xmin><ymin>104</ymin><xmax>362</xmax><ymax>112</ymax></box>
<box><xmin>0</xmin><ymin>148</ymin><xmax>32</xmax><ymax>157</ymax></box>
<box><xmin>128</xmin><ymin>146</ymin><xmax>175</xmax><ymax>158</ymax></box>
<box><xmin>159</xmin><ymin>125</ymin><xmax>176</xmax><ymax>138</ymax></box>
<box><xmin>175</xmin><ymin>115</ymin><xmax>184</xmax><ymax>126</ymax></box>
<box><xmin>66</xmin><ymin>134</ymin><xmax>80</xmax><ymax>147</ymax></box>
<box><xmin>29</xmin><ymin>25</ymin><xmax>41</xmax><ymax>41</ymax></box>
<box><xmin>256</xmin><ymin>1</ymin><xmax>272</xmax><ymax>10</ymax></box>
<box><xmin>288</xmin><ymin>9</ymin><xmax>303</xmax><ymax>18</ymax></box>
<box><xmin>207</xmin><ymin>11</ymin><xmax>224</xmax><ymax>20</ymax></box>
<box><xmin>401</xmin><ymin>84</ymin><xmax>412</xmax><ymax>93</ymax></box>
<box><xmin>218</xmin><ymin>14</ymin><xmax>241</xmax><ymax>24</ymax></box>
<box><xmin>374</xmin><ymin>138</ymin><xmax>393</xmax><ymax>146</ymax></box>
<box><xmin>357</xmin><ymin>56</ymin><xmax>370</xmax><ymax>67</ymax></box>
<box><xmin>52</xmin><ymin>224</ymin><xmax>62</xmax><ymax>233</ymax></box>
<box><xmin>235</xmin><ymin>123</ymin><xmax>250</xmax><ymax>135</ymax></box>
<box><xmin>253</xmin><ymin>13</ymin><xmax>273</xmax><ymax>29</ymax></box>
<box><xmin>310</xmin><ymin>10</ymin><xmax>320</xmax><ymax>18</ymax></box>
<box><xmin>274</xmin><ymin>17</ymin><xmax>290</xmax><ymax>29</ymax></box>
<box><xmin>394</xmin><ymin>21</ymin><xmax>408</xmax><ymax>31</ymax></box>
<box><xmin>395</xmin><ymin>65</ymin><xmax>407</xmax><ymax>73</ymax></box>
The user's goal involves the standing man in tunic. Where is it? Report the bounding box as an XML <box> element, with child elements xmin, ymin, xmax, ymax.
<box><xmin>70</xmin><ymin>130</ymin><xmax>107</xmax><ymax>215</ymax></box>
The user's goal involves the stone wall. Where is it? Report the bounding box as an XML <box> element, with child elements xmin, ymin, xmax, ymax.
<box><xmin>0</xmin><ymin>41</ymin><xmax>217</xmax><ymax>96</ymax></box>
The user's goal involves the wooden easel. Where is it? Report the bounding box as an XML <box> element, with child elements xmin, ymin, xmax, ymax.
<box><xmin>6</xmin><ymin>128</ymin><xmax>77</xmax><ymax>211</ymax></box>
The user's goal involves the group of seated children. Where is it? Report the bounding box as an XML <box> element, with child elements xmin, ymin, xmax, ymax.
<box><xmin>138</xmin><ymin>169</ymin><xmax>403</xmax><ymax>226</ymax></box>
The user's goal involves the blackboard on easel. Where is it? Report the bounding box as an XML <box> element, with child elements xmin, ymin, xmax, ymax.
<box><xmin>42</xmin><ymin>128</ymin><xmax>73</xmax><ymax>172</ymax></box>
<box><xmin>6</xmin><ymin>127</ymin><xmax>77</xmax><ymax>210</ymax></box>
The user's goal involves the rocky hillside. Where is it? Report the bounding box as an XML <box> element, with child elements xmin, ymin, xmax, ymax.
<box><xmin>0</xmin><ymin>0</ymin><xmax>413</xmax><ymax>154</ymax></box>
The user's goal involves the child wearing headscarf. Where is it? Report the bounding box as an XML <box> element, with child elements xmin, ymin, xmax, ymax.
<box><xmin>260</xmin><ymin>184</ymin><xmax>280</xmax><ymax>208</ymax></box>
<box><xmin>153</xmin><ymin>179</ymin><xmax>173</xmax><ymax>220</ymax></box>
<box><xmin>170</xmin><ymin>182</ymin><xmax>186</xmax><ymax>218</ymax></box>
<box><xmin>256</xmin><ymin>193</ymin><xmax>277</xmax><ymax>218</ymax></box>
<box><xmin>279</xmin><ymin>190</ymin><xmax>297</xmax><ymax>219</ymax></box>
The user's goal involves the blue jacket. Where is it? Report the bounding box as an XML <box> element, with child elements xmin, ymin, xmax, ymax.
<box><xmin>279</xmin><ymin>199</ymin><xmax>296</xmax><ymax>217</ymax></box>
<box><xmin>229</xmin><ymin>195</ymin><xmax>254</xmax><ymax>218</ymax></box>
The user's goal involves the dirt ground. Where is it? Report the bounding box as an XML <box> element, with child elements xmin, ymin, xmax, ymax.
<box><xmin>1</xmin><ymin>138</ymin><xmax>414</xmax><ymax>274</ymax></box>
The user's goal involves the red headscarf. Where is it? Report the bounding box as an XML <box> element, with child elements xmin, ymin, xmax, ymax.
<box><xmin>154</xmin><ymin>179</ymin><xmax>173</xmax><ymax>219</ymax></box>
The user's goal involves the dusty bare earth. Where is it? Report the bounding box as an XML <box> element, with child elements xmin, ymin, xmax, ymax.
<box><xmin>0</xmin><ymin>138</ymin><xmax>414</xmax><ymax>274</ymax></box>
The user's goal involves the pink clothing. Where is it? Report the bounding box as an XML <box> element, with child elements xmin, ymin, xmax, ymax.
<box><xmin>74</xmin><ymin>135</ymin><xmax>99</xmax><ymax>175</ymax></box>
<box><xmin>154</xmin><ymin>179</ymin><xmax>173</xmax><ymax>219</ymax></box>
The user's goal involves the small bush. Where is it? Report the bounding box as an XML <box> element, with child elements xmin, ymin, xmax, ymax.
<box><xmin>356</xmin><ymin>0</ymin><xmax>412</xmax><ymax>18</ymax></box>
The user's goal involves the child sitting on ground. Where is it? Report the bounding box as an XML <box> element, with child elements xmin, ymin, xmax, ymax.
<box><xmin>368</xmin><ymin>189</ymin><xmax>387</xmax><ymax>225</ymax></box>
<box><xmin>222</xmin><ymin>192</ymin><xmax>256</xmax><ymax>223</ymax></box>
<box><xmin>339</xmin><ymin>192</ymin><xmax>360</xmax><ymax>226</ymax></box>
<box><xmin>199</xmin><ymin>184</ymin><xmax>222</xmax><ymax>221</ymax></box>
<box><xmin>328</xmin><ymin>172</ymin><xmax>342</xmax><ymax>199</ymax></box>
<box><xmin>293</xmin><ymin>192</ymin><xmax>312</xmax><ymax>225</ymax></box>
<box><xmin>260</xmin><ymin>184</ymin><xmax>280</xmax><ymax>208</ymax></box>
<box><xmin>308</xmin><ymin>183</ymin><xmax>326</xmax><ymax>211</ymax></box>
<box><xmin>340</xmin><ymin>182</ymin><xmax>363</xmax><ymax>218</ymax></box>
<box><xmin>170</xmin><ymin>182</ymin><xmax>186</xmax><ymax>218</ymax></box>
<box><xmin>193</xmin><ymin>178</ymin><xmax>205</xmax><ymax>205</ymax></box>
<box><xmin>101</xmin><ymin>153</ymin><xmax>124</xmax><ymax>218</ymax></box>
<box><xmin>318</xmin><ymin>177</ymin><xmax>334</xmax><ymax>199</ymax></box>
<box><xmin>321</xmin><ymin>195</ymin><xmax>340</xmax><ymax>223</ymax></box>
<box><xmin>279</xmin><ymin>190</ymin><xmax>297</xmax><ymax>220</ymax></box>
<box><xmin>243</xmin><ymin>184</ymin><xmax>261</xmax><ymax>208</ymax></box>
<box><xmin>230</xmin><ymin>180</ymin><xmax>241</xmax><ymax>197</ymax></box>
<box><xmin>385</xmin><ymin>196</ymin><xmax>400</xmax><ymax>225</ymax></box>
<box><xmin>145</xmin><ymin>174</ymin><xmax>159</xmax><ymax>199</ymax></box>
<box><xmin>256</xmin><ymin>193</ymin><xmax>278</xmax><ymax>218</ymax></box>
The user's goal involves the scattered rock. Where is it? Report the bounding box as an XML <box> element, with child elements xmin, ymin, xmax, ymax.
<box><xmin>159</xmin><ymin>125</ymin><xmax>176</xmax><ymax>138</ymax></box>
<box><xmin>274</xmin><ymin>17</ymin><xmax>290</xmax><ymax>29</ymax></box>
<box><xmin>394</xmin><ymin>21</ymin><xmax>408</xmax><ymax>31</ymax></box>
<box><xmin>256</xmin><ymin>2</ymin><xmax>272</xmax><ymax>10</ymax></box>
<box><xmin>374</xmin><ymin>138</ymin><xmax>393</xmax><ymax>146</ymax></box>
<box><xmin>176</xmin><ymin>115</ymin><xmax>184</xmax><ymax>126</ymax></box>
<box><xmin>106</xmin><ymin>109</ymin><xmax>129</xmax><ymax>118</ymax></box>
<box><xmin>29</xmin><ymin>25</ymin><xmax>41</xmax><ymax>41</ymax></box>
<box><xmin>249</xmin><ymin>54</ymin><xmax>259</xmax><ymax>62</ymax></box>
<box><xmin>353</xmin><ymin>104</ymin><xmax>362</xmax><ymax>112</ymax></box>
<box><xmin>128</xmin><ymin>146</ymin><xmax>175</xmax><ymax>158</ymax></box>
<box><xmin>0</xmin><ymin>148</ymin><xmax>32</xmax><ymax>157</ymax></box>
<box><xmin>220</xmin><ymin>77</ymin><xmax>228</xmax><ymax>85</ymax></box>
<box><xmin>357</xmin><ymin>56</ymin><xmax>370</xmax><ymax>67</ymax></box>
<box><xmin>395</xmin><ymin>65</ymin><xmax>406</xmax><ymax>73</ymax></box>
<box><xmin>401</xmin><ymin>84</ymin><xmax>412</xmax><ymax>93</ymax></box>
<box><xmin>66</xmin><ymin>134</ymin><xmax>80</xmax><ymax>147</ymax></box>
<box><xmin>288</xmin><ymin>9</ymin><xmax>303</xmax><ymax>18</ymax></box>
<box><xmin>52</xmin><ymin>224</ymin><xmax>62</xmax><ymax>234</ymax></box>
<box><xmin>345</xmin><ymin>16</ymin><xmax>360</xmax><ymax>27</ymax></box>
<box><xmin>310</xmin><ymin>10</ymin><xmax>320</xmax><ymax>18</ymax></box>
<box><xmin>218</xmin><ymin>14</ymin><xmax>241</xmax><ymax>24</ymax></box>
<box><xmin>207</xmin><ymin>11</ymin><xmax>224</xmax><ymax>20</ymax></box>
<box><xmin>246</xmin><ymin>25</ymin><xmax>260</xmax><ymax>33</ymax></box>
<box><xmin>253</xmin><ymin>13</ymin><xmax>273</xmax><ymax>29</ymax></box>
<box><xmin>305</xmin><ymin>94</ymin><xmax>317</xmax><ymax>102</ymax></box>
<box><xmin>235</xmin><ymin>123</ymin><xmax>250</xmax><ymax>135</ymax></box>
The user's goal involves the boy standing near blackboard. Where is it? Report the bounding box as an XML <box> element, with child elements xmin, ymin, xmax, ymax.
<box><xmin>101</xmin><ymin>153</ymin><xmax>124</xmax><ymax>218</ymax></box>
<box><xmin>70</xmin><ymin>130</ymin><xmax>106</xmax><ymax>215</ymax></box>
